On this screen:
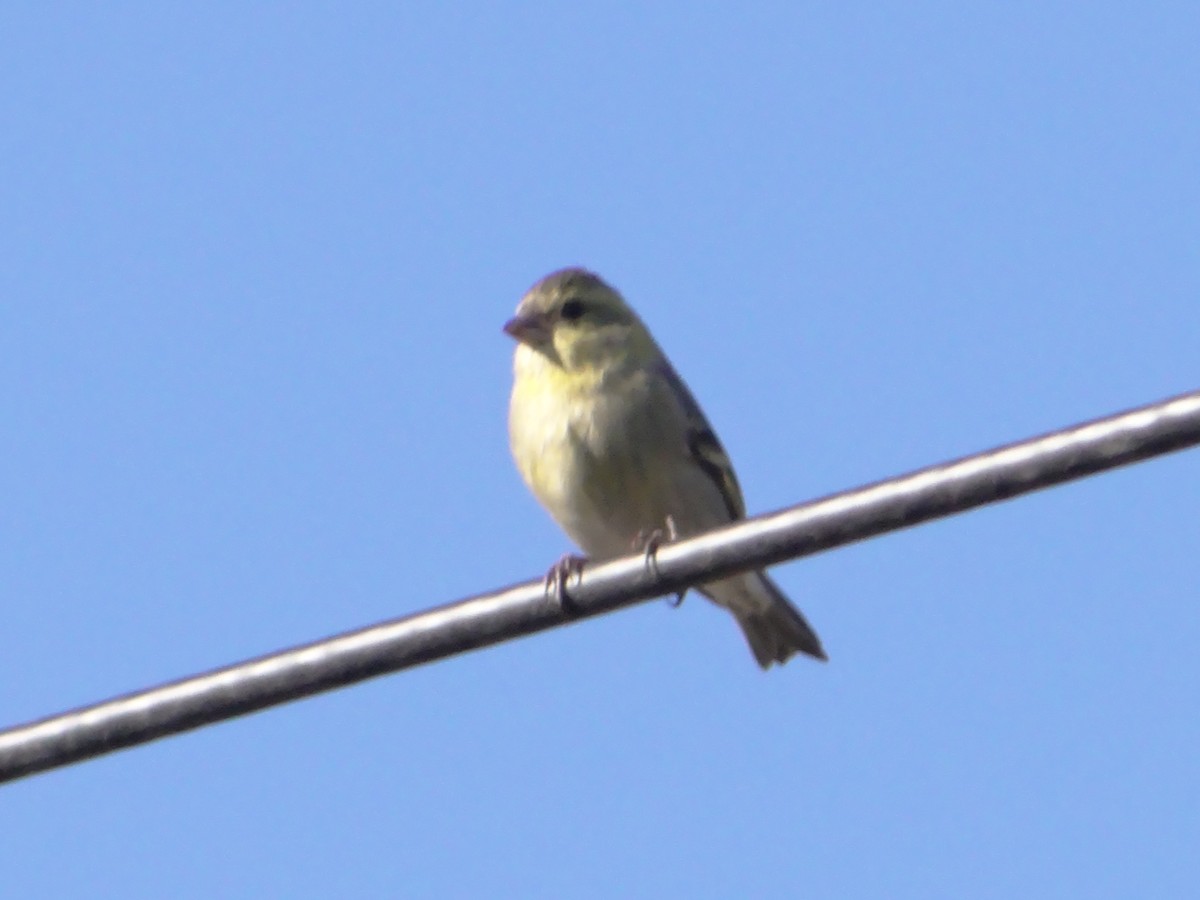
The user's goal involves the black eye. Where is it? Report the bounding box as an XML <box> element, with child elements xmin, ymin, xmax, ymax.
<box><xmin>560</xmin><ymin>299</ymin><xmax>586</xmax><ymax>321</ymax></box>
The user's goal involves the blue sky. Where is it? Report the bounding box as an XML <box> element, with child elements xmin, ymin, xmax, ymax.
<box><xmin>2</xmin><ymin>3</ymin><xmax>1198</xmax><ymax>897</ymax></box>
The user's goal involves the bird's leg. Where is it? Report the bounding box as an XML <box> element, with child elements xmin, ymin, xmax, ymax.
<box><xmin>632</xmin><ymin>515</ymin><xmax>687</xmax><ymax>607</ymax></box>
<box><xmin>544</xmin><ymin>553</ymin><xmax>587</xmax><ymax>614</ymax></box>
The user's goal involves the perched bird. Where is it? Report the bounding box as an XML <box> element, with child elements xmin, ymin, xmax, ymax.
<box><xmin>504</xmin><ymin>267</ymin><xmax>826</xmax><ymax>668</ymax></box>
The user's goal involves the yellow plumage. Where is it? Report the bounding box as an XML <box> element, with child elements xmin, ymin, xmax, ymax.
<box><xmin>505</xmin><ymin>268</ymin><xmax>826</xmax><ymax>668</ymax></box>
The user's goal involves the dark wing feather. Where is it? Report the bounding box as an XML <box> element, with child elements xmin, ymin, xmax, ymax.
<box><xmin>655</xmin><ymin>359</ymin><xmax>746</xmax><ymax>521</ymax></box>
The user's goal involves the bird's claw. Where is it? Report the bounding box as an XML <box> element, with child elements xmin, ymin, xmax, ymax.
<box><xmin>632</xmin><ymin>516</ymin><xmax>686</xmax><ymax>608</ymax></box>
<box><xmin>545</xmin><ymin>553</ymin><xmax>587</xmax><ymax>613</ymax></box>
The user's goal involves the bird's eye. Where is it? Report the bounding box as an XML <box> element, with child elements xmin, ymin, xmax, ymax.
<box><xmin>560</xmin><ymin>299</ymin><xmax>586</xmax><ymax>321</ymax></box>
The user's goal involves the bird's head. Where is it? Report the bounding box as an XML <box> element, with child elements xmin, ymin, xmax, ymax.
<box><xmin>504</xmin><ymin>268</ymin><xmax>655</xmax><ymax>373</ymax></box>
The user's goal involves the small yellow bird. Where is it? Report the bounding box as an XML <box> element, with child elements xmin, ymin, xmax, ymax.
<box><xmin>505</xmin><ymin>267</ymin><xmax>826</xmax><ymax>668</ymax></box>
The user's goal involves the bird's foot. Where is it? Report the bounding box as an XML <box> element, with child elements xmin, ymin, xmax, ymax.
<box><xmin>544</xmin><ymin>553</ymin><xmax>588</xmax><ymax>613</ymax></box>
<box><xmin>631</xmin><ymin>516</ymin><xmax>686</xmax><ymax>607</ymax></box>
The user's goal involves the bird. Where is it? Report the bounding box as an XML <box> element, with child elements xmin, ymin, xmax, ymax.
<box><xmin>504</xmin><ymin>267</ymin><xmax>826</xmax><ymax>668</ymax></box>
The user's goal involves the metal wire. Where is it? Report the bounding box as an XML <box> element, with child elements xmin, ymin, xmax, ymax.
<box><xmin>2</xmin><ymin>388</ymin><xmax>1198</xmax><ymax>785</ymax></box>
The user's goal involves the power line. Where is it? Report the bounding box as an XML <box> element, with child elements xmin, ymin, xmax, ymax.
<box><xmin>2</xmin><ymin>388</ymin><xmax>1198</xmax><ymax>785</ymax></box>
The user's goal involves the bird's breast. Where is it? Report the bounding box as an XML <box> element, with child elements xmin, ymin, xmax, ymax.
<box><xmin>509</xmin><ymin>365</ymin><xmax>661</xmax><ymax>557</ymax></box>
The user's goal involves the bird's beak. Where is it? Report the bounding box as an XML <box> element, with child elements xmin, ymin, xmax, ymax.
<box><xmin>503</xmin><ymin>312</ymin><xmax>552</xmax><ymax>347</ymax></box>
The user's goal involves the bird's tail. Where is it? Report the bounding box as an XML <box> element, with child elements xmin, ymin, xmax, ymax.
<box><xmin>702</xmin><ymin>571</ymin><xmax>827</xmax><ymax>669</ymax></box>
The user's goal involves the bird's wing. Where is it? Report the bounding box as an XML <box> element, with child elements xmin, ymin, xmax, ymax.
<box><xmin>653</xmin><ymin>359</ymin><xmax>746</xmax><ymax>521</ymax></box>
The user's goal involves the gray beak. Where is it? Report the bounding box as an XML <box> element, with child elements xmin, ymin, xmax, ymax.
<box><xmin>503</xmin><ymin>312</ymin><xmax>552</xmax><ymax>347</ymax></box>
